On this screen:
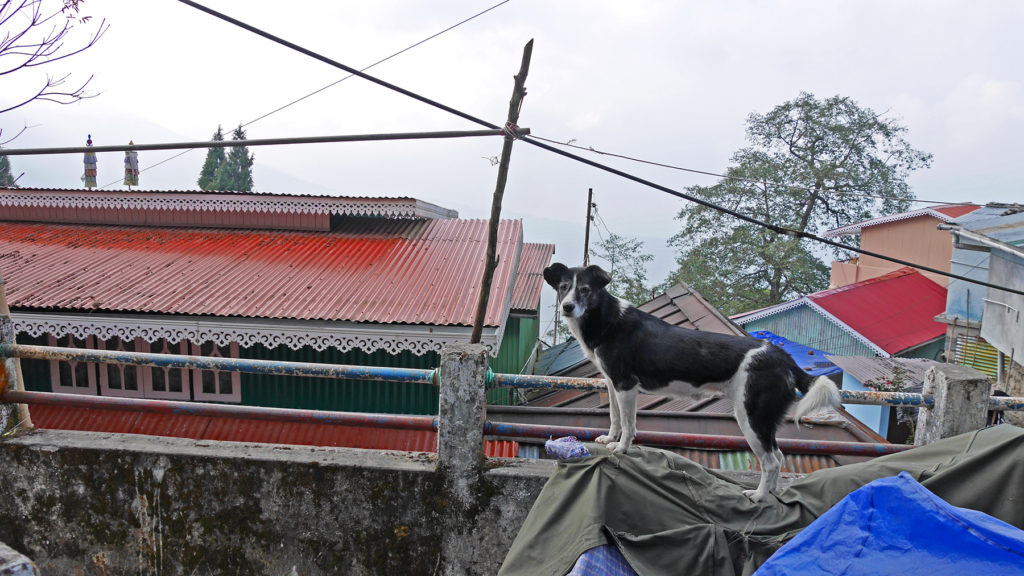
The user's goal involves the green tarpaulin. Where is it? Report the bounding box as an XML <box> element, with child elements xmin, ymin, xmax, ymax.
<box><xmin>499</xmin><ymin>425</ymin><xmax>1024</xmax><ymax>576</ymax></box>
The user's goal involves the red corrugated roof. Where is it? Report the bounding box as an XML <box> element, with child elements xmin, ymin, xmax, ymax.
<box><xmin>29</xmin><ymin>405</ymin><xmax>518</xmax><ymax>457</ymax></box>
<box><xmin>0</xmin><ymin>218</ymin><xmax>534</xmax><ymax>326</ymax></box>
<box><xmin>510</xmin><ymin>243</ymin><xmax>555</xmax><ymax>311</ymax></box>
<box><xmin>808</xmin><ymin>267</ymin><xmax>946</xmax><ymax>355</ymax></box>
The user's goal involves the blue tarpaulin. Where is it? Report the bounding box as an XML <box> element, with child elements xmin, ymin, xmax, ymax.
<box><xmin>750</xmin><ymin>330</ymin><xmax>840</xmax><ymax>377</ymax></box>
<box><xmin>756</xmin><ymin>471</ymin><xmax>1024</xmax><ymax>575</ymax></box>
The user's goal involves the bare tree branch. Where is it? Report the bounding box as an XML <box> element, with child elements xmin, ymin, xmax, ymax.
<box><xmin>0</xmin><ymin>0</ymin><xmax>106</xmax><ymax>127</ymax></box>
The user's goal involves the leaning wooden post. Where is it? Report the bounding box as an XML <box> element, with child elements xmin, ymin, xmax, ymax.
<box><xmin>914</xmin><ymin>364</ymin><xmax>991</xmax><ymax>445</ymax></box>
<box><xmin>469</xmin><ymin>39</ymin><xmax>534</xmax><ymax>344</ymax></box>
<box><xmin>0</xmin><ymin>271</ymin><xmax>33</xmax><ymax>432</ymax></box>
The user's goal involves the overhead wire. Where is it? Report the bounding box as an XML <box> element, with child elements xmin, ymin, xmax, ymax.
<box><xmin>529</xmin><ymin>134</ymin><xmax>978</xmax><ymax>208</ymax></box>
<box><xmin>97</xmin><ymin>0</ymin><xmax>511</xmax><ymax>189</ymax></box>
<box><xmin>171</xmin><ymin>1</ymin><xmax>1024</xmax><ymax>298</ymax></box>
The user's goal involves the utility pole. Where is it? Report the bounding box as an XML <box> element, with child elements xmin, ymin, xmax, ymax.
<box><xmin>470</xmin><ymin>40</ymin><xmax>533</xmax><ymax>344</ymax></box>
<box><xmin>583</xmin><ymin>188</ymin><xmax>594</xmax><ymax>266</ymax></box>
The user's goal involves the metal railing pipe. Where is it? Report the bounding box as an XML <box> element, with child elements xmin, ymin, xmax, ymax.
<box><xmin>483</xmin><ymin>421</ymin><xmax>913</xmax><ymax>457</ymax></box>
<box><xmin>0</xmin><ymin>343</ymin><xmax>436</xmax><ymax>384</ymax></box>
<box><xmin>1</xmin><ymin>389</ymin><xmax>438</xmax><ymax>431</ymax></box>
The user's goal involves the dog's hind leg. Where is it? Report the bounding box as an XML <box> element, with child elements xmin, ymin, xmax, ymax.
<box><xmin>607</xmin><ymin>387</ymin><xmax>638</xmax><ymax>454</ymax></box>
<box><xmin>595</xmin><ymin>379</ymin><xmax>622</xmax><ymax>445</ymax></box>
<box><xmin>734</xmin><ymin>405</ymin><xmax>780</xmax><ymax>503</ymax></box>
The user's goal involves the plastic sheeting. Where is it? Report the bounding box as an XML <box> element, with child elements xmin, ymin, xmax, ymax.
<box><xmin>750</xmin><ymin>330</ymin><xmax>840</xmax><ymax>377</ymax></box>
<box><xmin>499</xmin><ymin>425</ymin><xmax>1024</xmax><ymax>576</ymax></box>
<box><xmin>756</xmin><ymin>472</ymin><xmax>1024</xmax><ymax>575</ymax></box>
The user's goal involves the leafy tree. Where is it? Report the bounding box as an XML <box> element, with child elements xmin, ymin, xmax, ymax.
<box><xmin>665</xmin><ymin>92</ymin><xmax>932</xmax><ymax>316</ymax></box>
<box><xmin>197</xmin><ymin>125</ymin><xmax>226</xmax><ymax>190</ymax></box>
<box><xmin>590</xmin><ymin>232</ymin><xmax>655</xmax><ymax>305</ymax></box>
<box><xmin>212</xmin><ymin>124</ymin><xmax>255</xmax><ymax>191</ymax></box>
<box><xmin>0</xmin><ymin>152</ymin><xmax>19</xmax><ymax>186</ymax></box>
<box><xmin>1</xmin><ymin>1</ymin><xmax>107</xmax><ymax>143</ymax></box>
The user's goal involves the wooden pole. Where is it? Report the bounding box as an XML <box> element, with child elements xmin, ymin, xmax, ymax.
<box><xmin>0</xmin><ymin>272</ymin><xmax>33</xmax><ymax>431</ymax></box>
<box><xmin>470</xmin><ymin>40</ymin><xmax>534</xmax><ymax>344</ymax></box>
<box><xmin>583</xmin><ymin>188</ymin><xmax>594</xmax><ymax>266</ymax></box>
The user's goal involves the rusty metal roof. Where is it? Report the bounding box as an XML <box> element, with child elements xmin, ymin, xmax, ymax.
<box><xmin>510</xmin><ymin>243</ymin><xmax>555</xmax><ymax>312</ymax></box>
<box><xmin>29</xmin><ymin>405</ymin><xmax>518</xmax><ymax>457</ymax></box>
<box><xmin>0</xmin><ymin>217</ymin><xmax>538</xmax><ymax>326</ymax></box>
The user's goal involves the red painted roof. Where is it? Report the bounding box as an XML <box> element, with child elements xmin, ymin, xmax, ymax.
<box><xmin>932</xmin><ymin>204</ymin><xmax>981</xmax><ymax>218</ymax></box>
<box><xmin>29</xmin><ymin>405</ymin><xmax>518</xmax><ymax>457</ymax></box>
<box><xmin>808</xmin><ymin>267</ymin><xmax>946</xmax><ymax>355</ymax></box>
<box><xmin>510</xmin><ymin>243</ymin><xmax>555</xmax><ymax>311</ymax></box>
<box><xmin>0</xmin><ymin>218</ymin><xmax>544</xmax><ymax>326</ymax></box>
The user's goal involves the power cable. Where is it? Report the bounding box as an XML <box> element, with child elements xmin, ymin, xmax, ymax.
<box><xmin>176</xmin><ymin>0</ymin><xmax>1024</xmax><ymax>299</ymax></box>
<box><xmin>529</xmin><ymin>134</ymin><xmax>977</xmax><ymax>208</ymax></box>
<box><xmin>97</xmin><ymin>0</ymin><xmax>511</xmax><ymax>189</ymax></box>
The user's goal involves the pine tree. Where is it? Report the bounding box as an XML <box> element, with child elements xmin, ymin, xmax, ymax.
<box><xmin>197</xmin><ymin>126</ymin><xmax>227</xmax><ymax>190</ymax></box>
<box><xmin>0</xmin><ymin>151</ymin><xmax>18</xmax><ymax>187</ymax></box>
<box><xmin>212</xmin><ymin>124</ymin><xmax>255</xmax><ymax>192</ymax></box>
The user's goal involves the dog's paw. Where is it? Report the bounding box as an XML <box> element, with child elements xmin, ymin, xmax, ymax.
<box><xmin>608</xmin><ymin>442</ymin><xmax>631</xmax><ymax>454</ymax></box>
<box><xmin>595</xmin><ymin>434</ymin><xmax>618</xmax><ymax>445</ymax></box>
<box><xmin>742</xmin><ymin>489</ymin><xmax>769</xmax><ymax>503</ymax></box>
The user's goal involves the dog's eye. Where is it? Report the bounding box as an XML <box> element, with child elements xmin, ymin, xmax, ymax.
<box><xmin>559</xmin><ymin>282</ymin><xmax>569</xmax><ymax>291</ymax></box>
<box><xmin>579</xmin><ymin>286</ymin><xmax>590</xmax><ymax>295</ymax></box>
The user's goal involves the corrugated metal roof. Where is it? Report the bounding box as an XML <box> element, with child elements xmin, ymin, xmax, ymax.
<box><xmin>808</xmin><ymin>268</ymin><xmax>946</xmax><ymax>355</ymax></box>
<box><xmin>822</xmin><ymin>204</ymin><xmax>980</xmax><ymax>237</ymax></box>
<box><xmin>0</xmin><ymin>218</ymin><xmax>528</xmax><ymax>326</ymax></box>
<box><xmin>510</xmin><ymin>243</ymin><xmax>555</xmax><ymax>312</ymax></box>
<box><xmin>826</xmin><ymin>355</ymin><xmax>943</xmax><ymax>393</ymax></box>
<box><xmin>29</xmin><ymin>405</ymin><xmax>518</xmax><ymax>457</ymax></box>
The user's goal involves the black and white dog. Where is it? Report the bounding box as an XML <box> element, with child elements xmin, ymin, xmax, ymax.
<box><xmin>544</xmin><ymin>263</ymin><xmax>841</xmax><ymax>503</ymax></box>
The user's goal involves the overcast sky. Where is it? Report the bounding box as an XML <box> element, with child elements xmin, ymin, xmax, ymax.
<box><xmin>3</xmin><ymin>1</ymin><xmax>1023</xmax><ymax>334</ymax></box>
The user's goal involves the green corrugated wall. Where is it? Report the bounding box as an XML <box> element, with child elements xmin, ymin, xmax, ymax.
<box><xmin>240</xmin><ymin>343</ymin><xmax>442</xmax><ymax>414</ymax></box>
<box><xmin>488</xmin><ymin>316</ymin><xmax>539</xmax><ymax>405</ymax></box>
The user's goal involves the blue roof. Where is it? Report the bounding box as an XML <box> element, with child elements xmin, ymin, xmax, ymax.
<box><xmin>750</xmin><ymin>330</ymin><xmax>841</xmax><ymax>377</ymax></box>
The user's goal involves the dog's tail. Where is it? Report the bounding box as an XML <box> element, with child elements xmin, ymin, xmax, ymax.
<box><xmin>793</xmin><ymin>376</ymin><xmax>841</xmax><ymax>428</ymax></box>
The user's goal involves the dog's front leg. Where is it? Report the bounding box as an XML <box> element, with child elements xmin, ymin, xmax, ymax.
<box><xmin>606</xmin><ymin>387</ymin><xmax>638</xmax><ymax>454</ymax></box>
<box><xmin>595</xmin><ymin>379</ymin><xmax>621</xmax><ymax>445</ymax></box>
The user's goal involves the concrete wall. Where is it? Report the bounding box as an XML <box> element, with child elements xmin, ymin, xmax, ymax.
<box><xmin>0</xmin><ymin>430</ymin><xmax>553</xmax><ymax>576</ymax></box>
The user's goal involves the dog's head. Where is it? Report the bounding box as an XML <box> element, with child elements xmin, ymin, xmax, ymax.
<box><xmin>543</xmin><ymin>263</ymin><xmax>611</xmax><ymax>319</ymax></box>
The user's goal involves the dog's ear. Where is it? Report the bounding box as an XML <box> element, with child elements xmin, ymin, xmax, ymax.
<box><xmin>585</xmin><ymin>265</ymin><xmax>611</xmax><ymax>289</ymax></box>
<box><xmin>543</xmin><ymin>263</ymin><xmax>569</xmax><ymax>288</ymax></box>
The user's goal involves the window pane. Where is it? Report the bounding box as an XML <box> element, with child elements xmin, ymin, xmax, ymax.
<box><xmin>219</xmin><ymin>371</ymin><xmax>233</xmax><ymax>395</ymax></box>
<box><xmin>107</xmin><ymin>364</ymin><xmax>122</xmax><ymax>389</ymax></box>
<box><xmin>202</xmin><ymin>371</ymin><xmax>216</xmax><ymax>395</ymax></box>
<box><xmin>152</xmin><ymin>368</ymin><xmax>166</xmax><ymax>392</ymax></box>
<box><xmin>168</xmin><ymin>369</ymin><xmax>182</xmax><ymax>393</ymax></box>
<box><xmin>73</xmin><ymin>361</ymin><xmax>89</xmax><ymax>388</ymax></box>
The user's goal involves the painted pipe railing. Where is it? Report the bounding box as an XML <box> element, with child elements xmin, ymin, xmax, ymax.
<box><xmin>2</xmin><ymin>342</ymin><xmax>1023</xmax><ymax>411</ymax></box>
<box><xmin>482</xmin><ymin>421</ymin><xmax>912</xmax><ymax>457</ymax></box>
<box><xmin>2</xmin><ymin>389</ymin><xmax>438</xmax><ymax>431</ymax></box>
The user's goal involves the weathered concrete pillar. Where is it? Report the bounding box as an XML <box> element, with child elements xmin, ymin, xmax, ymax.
<box><xmin>436</xmin><ymin>343</ymin><xmax>488</xmax><ymax>576</ymax></box>
<box><xmin>915</xmin><ymin>364</ymin><xmax>992</xmax><ymax>445</ymax></box>
<box><xmin>436</xmin><ymin>342</ymin><xmax>488</xmax><ymax>500</ymax></box>
<box><xmin>0</xmin><ymin>540</ymin><xmax>39</xmax><ymax>576</ymax></box>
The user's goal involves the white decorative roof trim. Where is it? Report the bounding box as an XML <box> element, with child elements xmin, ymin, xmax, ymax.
<box><xmin>822</xmin><ymin>207</ymin><xmax>963</xmax><ymax>238</ymax></box>
<box><xmin>10</xmin><ymin>312</ymin><xmax>499</xmax><ymax>357</ymax></box>
<box><xmin>0</xmin><ymin>190</ymin><xmax>458</xmax><ymax>219</ymax></box>
<box><xmin>804</xmin><ymin>300</ymin><xmax>890</xmax><ymax>357</ymax></box>
<box><xmin>732</xmin><ymin>298</ymin><xmax>807</xmax><ymax>325</ymax></box>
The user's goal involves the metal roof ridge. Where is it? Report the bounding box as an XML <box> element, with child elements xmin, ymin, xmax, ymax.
<box><xmin>821</xmin><ymin>204</ymin><xmax>978</xmax><ymax>238</ymax></box>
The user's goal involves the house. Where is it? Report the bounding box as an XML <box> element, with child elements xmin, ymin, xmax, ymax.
<box><xmin>732</xmin><ymin>267</ymin><xmax>947</xmax><ymax>360</ymax></box>
<box><xmin>825</xmin><ymin>355</ymin><xmax>944</xmax><ymax>442</ymax></box>
<box><xmin>823</xmin><ymin>203</ymin><xmax>979</xmax><ymax>288</ymax></box>
<box><xmin>934</xmin><ymin>204</ymin><xmax>1024</xmax><ymax>385</ymax></box>
<box><xmin>515</xmin><ymin>282</ymin><xmax>888</xmax><ymax>472</ymax></box>
<box><xmin>936</xmin><ymin>203</ymin><xmax>1024</xmax><ymax>422</ymax></box>
<box><xmin>0</xmin><ymin>187</ymin><xmax>554</xmax><ymax>417</ymax></box>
